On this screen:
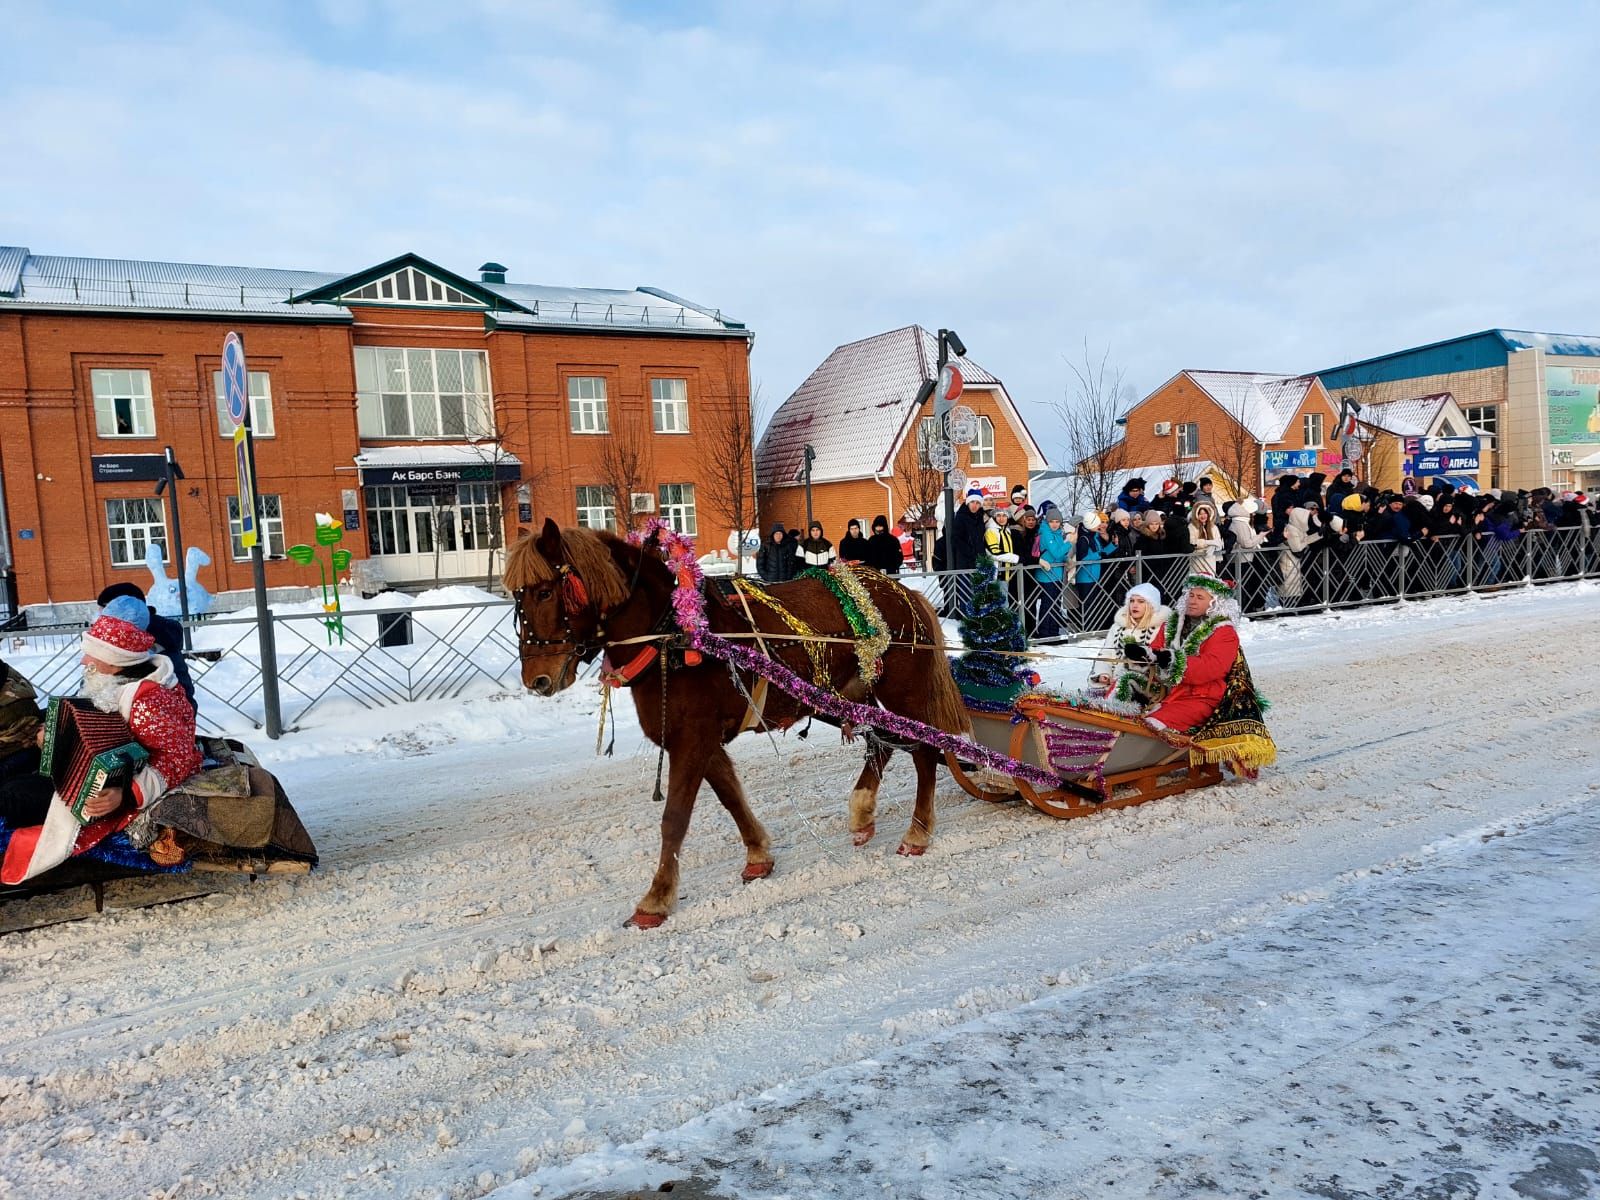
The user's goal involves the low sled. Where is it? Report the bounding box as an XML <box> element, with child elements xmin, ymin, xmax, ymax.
<box><xmin>944</xmin><ymin>696</ymin><xmax>1222</xmax><ymax>819</ymax></box>
<box><xmin>0</xmin><ymin>736</ymin><xmax>316</xmax><ymax>932</ymax></box>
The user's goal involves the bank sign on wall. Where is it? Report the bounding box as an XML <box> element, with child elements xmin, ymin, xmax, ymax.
<box><xmin>1545</xmin><ymin>366</ymin><xmax>1600</xmax><ymax>445</ymax></box>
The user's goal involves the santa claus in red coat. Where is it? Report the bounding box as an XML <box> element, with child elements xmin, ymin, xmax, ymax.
<box><xmin>1</xmin><ymin>604</ymin><xmax>201</xmax><ymax>884</ymax></box>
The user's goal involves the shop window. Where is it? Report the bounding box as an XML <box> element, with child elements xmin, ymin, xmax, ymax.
<box><xmin>364</xmin><ymin>486</ymin><xmax>414</xmax><ymax>555</ymax></box>
<box><xmin>213</xmin><ymin>370</ymin><xmax>275</xmax><ymax>436</ymax></box>
<box><xmin>658</xmin><ymin>483</ymin><xmax>697</xmax><ymax>536</ymax></box>
<box><xmin>354</xmin><ymin>347</ymin><xmax>493</xmax><ymax>439</ymax></box>
<box><xmin>969</xmin><ymin>416</ymin><xmax>995</xmax><ymax>467</ymax></box>
<box><xmin>1176</xmin><ymin>422</ymin><xmax>1200</xmax><ymax>458</ymax></box>
<box><xmin>651</xmin><ymin>378</ymin><xmax>690</xmax><ymax>433</ymax></box>
<box><xmin>105</xmin><ymin>497</ymin><xmax>167</xmax><ymax>567</ymax></box>
<box><xmin>457</xmin><ymin>483</ymin><xmax>498</xmax><ymax>550</ymax></box>
<box><xmin>576</xmin><ymin>485</ymin><xmax>616</xmax><ymax>531</ymax></box>
<box><xmin>91</xmin><ymin>369</ymin><xmax>155</xmax><ymax>438</ymax></box>
<box><xmin>568</xmin><ymin>377</ymin><xmax>610</xmax><ymax>434</ymax></box>
<box><xmin>1302</xmin><ymin>413</ymin><xmax>1324</xmax><ymax>447</ymax></box>
<box><xmin>227</xmin><ymin>494</ymin><xmax>286</xmax><ymax>560</ymax></box>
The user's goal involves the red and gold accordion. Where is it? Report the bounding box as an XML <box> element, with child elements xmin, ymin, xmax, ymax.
<box><xmin>38</xmin><ymin>698</ymin><xmax>149</xmax><ymax>825</ymax></box>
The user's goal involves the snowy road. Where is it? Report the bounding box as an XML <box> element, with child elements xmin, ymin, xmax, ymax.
<box><xmin>0</xmin><ymin>584</ymin><xmax>1596</xmax><ymax>1199</ymax></box>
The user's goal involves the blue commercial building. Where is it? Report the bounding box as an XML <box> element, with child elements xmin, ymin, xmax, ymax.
<box><xmin>1317</xmin><ymin>330</ymin><xmax>1600</xmax><ymax>492</ymax></box>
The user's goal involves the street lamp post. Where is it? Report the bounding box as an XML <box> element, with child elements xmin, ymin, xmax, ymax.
<box><xmin>933</xmin><ymin>328</ymin><xmax>967</xmax><ymax>541</ymax></box>
<box><xmin>802</xmin><ymin>443</ymin><xmax>816</xmax><ymax>530</ymax></box>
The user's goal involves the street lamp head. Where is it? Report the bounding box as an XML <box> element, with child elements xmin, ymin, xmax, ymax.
<box><xmin>942</xmin><ymin>329</ymin><xmax>967</xmax><ymax>358</ymax></box>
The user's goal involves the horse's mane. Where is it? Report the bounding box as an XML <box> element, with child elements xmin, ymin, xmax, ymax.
<box><xmin>503</xmin><ymin>526</ymin><xmax>633</xmax><ymax>610</ymax></box>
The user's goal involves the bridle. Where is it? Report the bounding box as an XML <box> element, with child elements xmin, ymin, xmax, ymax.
<box><xmin>512</xmin><ymin>564</ymin><xmax>605</xmax><ymax>682</ymax></box>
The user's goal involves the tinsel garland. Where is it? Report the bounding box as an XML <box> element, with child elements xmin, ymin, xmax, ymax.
<box><xmin>629</xmin><ymin>521</ymin><xmax>1061</xmax><ymax>789</ymax></box>
<box><xmin>1039</xmin><ymin>719</ymin><xmax>1117</xmax><ymax>792</ymax></box>
<box><xmin>1153</xmin><ymin>611</ymin><xmax>1229</xmax><ymax>687</ymax></box>
<box><xmin>800</xmin><ymin>563</ymin><xmax>890</xmax><ymax>686</ymax></box>
<box><xmin>732</xmin><ymin>577</ymin><xmax>832</xmax><ymax>684</ymax></box>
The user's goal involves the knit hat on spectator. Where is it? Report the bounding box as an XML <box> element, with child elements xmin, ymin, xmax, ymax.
<box><xmin>965</xmin><ymin>486</ymin><xmax>984</xmax><ymax>503</ymax></box>
<box><xmin>1036</xmin><ymin>499</ymin><xmax>1058</xmax><ymax>518</ymax></box>
<box><xmin>771</xmin><ymin>521</ymin><xmax>785</xmax><ymax>533</ymax></box>
<box><xmin>1081</xmin><ymin>512</ymin><xmax>1103</xmax><ymax>531</ymax></box>
<box><xmin>1416</xmin><ymin>495</ymin><xmax>1435</xmax><ymax>510</ymax></box>
<box><xmin>1342</xmin><ymin>493</ymin><xmax>1365</xmax><ymax>511</ymax></box>
<box><xmin>1160</xmin><ymin>479</ymin><xmax>1180</xmax><ymax>497</ymax></box>
<box><xmin>1125</xmin><ymin>477</ymin><xmax>1147</xmax><ymax>492</ymax></box>
<box><xmin>83</xmin><ymin>611</ymin><xmax>156</xmax><ymax>667</ymax></box>
<box><xmin>100</xmin><ymin>594</ymin><xmax>151</xmax><ymax>630</ymax></box>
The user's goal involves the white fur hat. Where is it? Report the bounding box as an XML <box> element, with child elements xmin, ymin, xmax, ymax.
<box><xmin>1125</xmin><ymin>582</ymin><xmax>1161</xmax><ymax>608</ymax></box>
<box><xmin>1080</xmin><ymin>512</ymin><xmax>1103</xmax><ymax>531</ymax></box>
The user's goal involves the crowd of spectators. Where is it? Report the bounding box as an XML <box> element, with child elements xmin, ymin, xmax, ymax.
<box><xmin>754</xmin><ymin>472</ymin><xmax>1596</xmax><ymax>640</ymax></box>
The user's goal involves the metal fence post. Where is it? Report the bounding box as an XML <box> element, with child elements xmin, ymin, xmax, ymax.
<box><xmin>1320</xmin><ymin>546</ymin><xmax>1332</xmax><ymax>610</ymax></box>
<box><xmin>1396</xmin><ymin>543</ymin><xmax>1407</xmax><ymax>599</ymax></box>
<box><xmin>1524</xmin><ymin>530</ymin><xmax>1535</xmax><ymax>587</ymax></box>
<box><xmin>1464</xmin><ymin>533</ymin><xmax>1475</xmax><ymax>592</ymax></box>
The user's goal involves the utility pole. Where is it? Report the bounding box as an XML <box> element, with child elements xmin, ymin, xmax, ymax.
<box><xmin>154</xmin><ymin>446</ymin><xmax>193</xmax><ymax>652</ymax></box>
<box><xmin>802</xmin><ymin>443</ymin><xmax>816</xmax><ymax>529</ymax></box>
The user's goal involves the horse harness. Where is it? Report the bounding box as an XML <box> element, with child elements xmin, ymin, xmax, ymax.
<box><xmin>511</xmin><ymin>560</ymin><xmax>689</xmax><ymax>690</ymax></box>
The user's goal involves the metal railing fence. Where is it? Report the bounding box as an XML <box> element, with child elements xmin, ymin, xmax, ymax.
<box><xmin>1</xmin><ymin>521</ymin><xmax>1593</xmax><ymax>737</ymax></box>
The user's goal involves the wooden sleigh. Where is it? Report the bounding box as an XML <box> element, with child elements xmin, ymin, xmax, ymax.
<box><xmin>944</xmin><ymin>696</ymin><xmax>1222</xmax><ymax>819</ymax></box>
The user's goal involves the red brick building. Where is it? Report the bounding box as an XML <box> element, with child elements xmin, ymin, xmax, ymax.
<box><xmin>0</xmin><ymin>248</ymin><xmax>753</xmax><ymax>608</ymax></box>
<box><xmin>756</xmin><ymin>326</ymin><xmax>1046</xmax><ymax>562</ymax></box>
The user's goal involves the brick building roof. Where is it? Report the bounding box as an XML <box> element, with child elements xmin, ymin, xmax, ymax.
<box><xmin>756</xmin><ymin>325</ymin><xmax>1044</xmax><ymax>487</ymax></box>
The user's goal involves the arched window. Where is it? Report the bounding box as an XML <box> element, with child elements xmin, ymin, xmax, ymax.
<box><xmin>969</xmin><ymin>416</ymin><xmax>995</xmax><ymax>467</ymax></box>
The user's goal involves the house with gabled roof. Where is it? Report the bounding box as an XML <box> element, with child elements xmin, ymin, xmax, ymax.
<box><xmin>1085</xmin><ymin>370</ymin><xmax>1341</xmax><ymax>504</ymax></box>
<box><xmin>0</xmin><ymin>244</ymin><xmax>751</xmax><ymax>608</ymax></box>
<box><xmin>755</xmin><ymin>325</ymin><xmax>1047</xmax><ymax>557</ymax></box>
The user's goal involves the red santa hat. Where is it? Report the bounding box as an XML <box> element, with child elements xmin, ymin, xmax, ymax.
<box><xmin>82</xmin><ymin>614</ymin><xmax>156</xmax><ymax>667</ymax></box>
<box><xmin>1160</xmin><ymin>479</ymin><xmax>1180</xmax><ymax>497</ymax></box>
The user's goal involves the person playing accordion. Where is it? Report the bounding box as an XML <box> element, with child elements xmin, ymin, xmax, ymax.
<box><xmin>0</xmin><ymin>597</ymin><xmax>201</xmax><ymax>884</ymax></box>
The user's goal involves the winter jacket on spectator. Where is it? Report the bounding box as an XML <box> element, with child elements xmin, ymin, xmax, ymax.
<box><xmin>1035</xmin><ymin>521</ymin><xmax>1072</xmax><ymax>585</ymax></box>
<box><xmin>985</xmin><ymin>518</ymin><xmax>1019</xmax><ymax>581</ymax></box>
<box><xmin>1269</xmin><ymin>476</ymin><xmax>1301</xmax><ymax>539</ymax></box>
<box><xmin>796</xmin><ymin>527</ymin><xmax>835</xmax><ymax>569</ymax></box>
<box><xmin>863</xmin><ymin>516</ymin><xmax>903</xmax><ymax>574</ymax></box>
<box><xmin>838</xmin><ymin>520</ymin><xmax>870</xmax><ymax>564</ymax></box>
<box><xmin>1115</xmin><ymin>487</ymin><xmax>1151</xmax><ymax>515</ymax></box>
<box><xmin>950</xmin><ymin>501</ymin><xmax>987</xmax><ymax>571</ymax></box>
<box><xmin>1187</xmin><ymin>507</ymin><xmax>1224</xmax><ymax>575</ymax></box>
<box><xmin>1074</xmin><ymin>523</ymin><xmax>1112</xmax><ymax>586</ymax></box>
<box><xmin>1226</xmin><ymin>503</ymin><xmax>1261</xmax><ymax>559</ymax></box>
<box><xmin>756</xmin><ymin>529</ymin><xmax>799</xmax><ymax>582</ymax></box>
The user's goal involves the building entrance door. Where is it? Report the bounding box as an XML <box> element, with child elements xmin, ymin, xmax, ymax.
<box><xmin>363</xmin><ymin>483</ymin><xmax>501</xmax><ymax>586</ymax></box>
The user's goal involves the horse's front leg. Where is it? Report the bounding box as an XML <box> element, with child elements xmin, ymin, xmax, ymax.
<box><xmin>897</xmin><ymin>745</ymin><xmax>940</xmax><ymax>856</ymax></box>
<box><xmin>703</xmin><ymin>745</ymin><xmax>774</xmax><ymax>882</ymax></box>
<box><xmin>628</xmin><ymin>745</ymin><xmax>709</xmax><ymax>929</ymax></box>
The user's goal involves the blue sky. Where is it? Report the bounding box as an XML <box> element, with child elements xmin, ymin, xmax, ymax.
<box><xmin>3</xmin><ymin>0</ymin><xmax>1597</xmax><ymax>445</ymax></box>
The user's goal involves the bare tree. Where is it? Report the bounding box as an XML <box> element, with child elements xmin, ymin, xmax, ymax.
<box><xmin>894</xmin><ymin>412</ymin><xmax>947</xmax><ymax>551</ymax></box>
<box><xmin>1205</xmin><ymin>409</ymin><xmax>1259</xmax><ymax>502</ymax></box>
<box><xmin>596</xmin><ymin>405</ymin><xmax>655</xmax><ymax>534</ymax></box>
<box><xmin>702</xmin><ymin>365</ymin><xmax>761</xmax><ymax>572</ymax></box>
<box><xmin>1053</xmin><ymin>341</ymin><xmax>1134</xmax><ymax>515</ymax></box>
<box><xmin>466</xmin><ymin>412</ymin><xmax>549</xmax><ymax>591</ymax></box>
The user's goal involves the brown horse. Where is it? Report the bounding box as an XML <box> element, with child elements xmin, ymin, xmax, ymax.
<box><xmin>506</xmin><ymin>519</ymin><xmax>970</xmax><ymax>928</ymax></box>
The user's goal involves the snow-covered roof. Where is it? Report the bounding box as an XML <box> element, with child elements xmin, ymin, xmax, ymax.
<box><xmin>756</xmin><ymin>325</ymin><xmax>1043</xmax><ymax>487</ymax></box>
<box><xmin>354</xmin><ymin>444</ymin><xmax>522</xmax><ymax>469</ymax></box>
<box><xmin>1182</xmin><ymin>371</ymin><xmax>1322</xmax><ymax>442</ymax></box>
<box><xmin>0</xmin><ymin>245</ymin><xmax>742</xmax><ymax>336</ymax></box>
<box><xmin>1358</xmin><ymin>392</ymin><xmax>1456</xmax><ymax>437</ymax></box>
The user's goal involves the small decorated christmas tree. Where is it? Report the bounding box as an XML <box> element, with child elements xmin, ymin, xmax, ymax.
<box><xmin>951</xmin><ymin>554</ymin><xmax>1037</xmax><ymax>709</ymax></box>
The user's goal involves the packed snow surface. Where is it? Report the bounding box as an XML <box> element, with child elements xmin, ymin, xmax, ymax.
<box><xmin>0</xmin><ymin>584</ymin><xmax>1596</xmax><ymax>1199</ymax></box>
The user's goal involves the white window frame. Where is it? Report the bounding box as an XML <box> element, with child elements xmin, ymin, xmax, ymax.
<box><xmin>1176</xmin><ymin>421</ymin><xmax>1200</xmax><ymax>459</ymax></box>
<box><xmin>575</xmin><ymin>485</ymin><xmax>616</xmax><ymax>531</ymax></box>
<box><xmin>227</xmin><ymin>493</ymin><xmax>286</xmax><ymax>559</ymax></box>
<box><xmin>105</xmin><ymin>497</ymin><xmax>167</xmax><ymax>567</ymax></box>
<box><xmin>651</xmin><ymin>377</ymin><xmax>690</xmax><ymax>434</ymax></box>
<box><xmin>568</xmin><ymin>377</ymin><xmax>610</xmax><ymax>434</ymax></box>
<box><xmin>354</xmin><ymin>347</ymin><xmax>493</xmax><ymax>439</ymax></box>
<box><xmin>1302</xmin><ymin>412</ymin><xmax>1324</xmax><ymax>448</ymax></box>
<box><xmin>213</xmin><ymin>370</ymin><xmax>276</xmax><ymax>437</ymax></box>
<box><xmin>91</xmin><ymin>369</ymin><xmax>156</xmax><ymax>439</ymax></box>
<box><xmin>1463</xmin><ymin>404</ymin><xmax>1498</xmax><ymax>438</ymax></box>
<box><xmin>917</xmin><ymin>416</ymin><xmax>940</xmax><ymax>467</ymax></box>
<box><xmin>658</xmin><ymin>482</ymin><xmax>697</xmax><ymax>536</ymax></box>
<box><xmin>969</xmin><ymin>416</ymin><xmax>996</xmax><ymax>467</ymax></box>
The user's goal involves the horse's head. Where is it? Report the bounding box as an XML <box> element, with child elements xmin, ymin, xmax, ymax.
<box><xmin>506</xmin><ymin>518</ymin><xmax>634</xmax><ymax>695</ymax></box>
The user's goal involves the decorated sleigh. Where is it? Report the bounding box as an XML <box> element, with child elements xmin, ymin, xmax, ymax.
<box><xmin>944</xmin><ymin>693</ymin><xmax>1224</xmax><ymax>818</ymax></box>
<box><xmin>0</xmin><ymin>736</ymin><xmax>316</xmax><ymax>929</ymax></box>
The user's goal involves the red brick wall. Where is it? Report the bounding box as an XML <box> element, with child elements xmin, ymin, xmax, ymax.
<box><xmin>0</xmin><ymin>308</ymin><xmax>752</xmax><ymax>605</ymax></box>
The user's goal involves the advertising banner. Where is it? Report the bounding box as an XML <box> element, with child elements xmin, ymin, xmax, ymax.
<box><xmin>1263</xmin><ymin>449</ymin><xmax>1319</xmax><ymax>472</ymax></box>
<box><xmin>1404</xmin><ymin>436</ymin><xmax>1480</xmax><ymax>476</ymax></box>
<box><xmin>1545</xmin><ymin>366</ymin><xmax>1600</xmax><ymax>445</ymax></box>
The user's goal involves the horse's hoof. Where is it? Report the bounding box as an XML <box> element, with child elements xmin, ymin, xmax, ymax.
<box><xmin>851</xmin><ymin>823</ymin><xmax>876</xmax><ymax>847</ymax></box>
<box><xmin>896</xmin><ymin>842</ymin><xmax>927</xmax><ymax>857</ymax></box>
<box><xmin>741</xmin><ymin>860</ymin><xmax>774</xmax><ymax>882</ymax></box>
<box><xmin>626</xmin><ymin>909</ymin><xmax>667</xmax><ymax>929</ymax></box>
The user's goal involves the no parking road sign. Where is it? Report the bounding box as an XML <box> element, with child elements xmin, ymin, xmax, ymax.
<box><xmin>222</xmin><ymin>330</ymin><xmax>249</xmax><ymax>427</ymax></box>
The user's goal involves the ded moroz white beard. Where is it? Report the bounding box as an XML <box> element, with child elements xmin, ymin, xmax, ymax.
<box><xmin>81</xmin><ymin>665</ymin><xmax>129</xmax><ymax>714</ymax></box>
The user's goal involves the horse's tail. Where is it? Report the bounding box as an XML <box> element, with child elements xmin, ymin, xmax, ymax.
<box><xmin>904</xmin><ymin>588</ymin><xmax>971</xmax><ymax>736</ymax></box>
